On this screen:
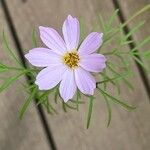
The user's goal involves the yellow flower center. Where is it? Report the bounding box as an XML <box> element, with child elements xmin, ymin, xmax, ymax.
<box><xmin>63</xmin><ymin>51</ymin><xmax>80</xmax><ymax>69</ymax></box>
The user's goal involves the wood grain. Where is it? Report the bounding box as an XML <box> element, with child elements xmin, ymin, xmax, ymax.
<box><xmin>0</xmin><ymin>6</ymin><xmax>51</xmax><ymax>150</ymax></box>
<box><xmin>4</xmin><ymin>0</ymin><xmax>150</xmax><ymax>150</ymax></box>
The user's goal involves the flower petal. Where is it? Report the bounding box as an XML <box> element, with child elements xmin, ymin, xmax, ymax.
<box><xmin>75</xmin><ymin>67</ymin><xmax>96</xmax><ymax>95</ymax></box>
<box><xmin>25</xmin><ymin>48</ymin><xmax>61</xmax><ymax>67</ymax></box>
<box><xmin>62</xmin><ymin>15</ymin><xmax>80</xmax><ymax>51</ymax></box>
<box><xmin>79</xmin><ymin>54</ymin><xmax>106</xmax><ymax>72</ymax></box>
<box><xmin>39</xmin><ymin>26</ymin><xmax>67</xmax><ymax>55</ymax></box>
<box><xmin>35</xmin><ymin>65</ymin><xmax>66</xmax><ymax>90</ymax></box>
<box><xmin>59</xmin><ymin>69</ymin><xmax>77</xmax><ymax>102</ymax></box>
<box><xmin>78</xmin><ymin>32</ymin><xmax>103</xmax><ymax>55</ymax></box>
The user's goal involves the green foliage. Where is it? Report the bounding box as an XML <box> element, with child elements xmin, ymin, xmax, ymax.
<box><xmin>76</xmin><ymin>90</ymin><xmax>81</xmax><ymax>111</ymax></box>
<box><xmin>86</xmin><ymin>96</ymin><xmax>94</xmax><ymax>129</ymax></box>
<box><xmin>0</xmin><ymin>5</ymin><xmax>149</xmax><ymax>128</ymax></box>
<box><xmin>2</xmin><ymin>31</ymin><xmax>23</xmax><ymax>67</ymax></box>
<box><xmin>101</xmin><ymin>91</ymin><xmax>112</xmax><ymax>127</ymax></box>
<box><xmin>0</xmin><ymin>63</ymin><xmax>9</xmax><ymax>73</ymax></box>
<box><xmin>19</xmin><ymin>86</ymin><xmax>37</xmax><ymax>119</ymax></box>
<box><xmin>143</xmin><ymin>51</ymin><xmax>150</xmax><ymax>57</ymax></box>
<box><xmin>97</xmin><ymin>87</ymin><xmax>136</xmax><ymax>110</ymax></box>
<box><xmin>80</xmin><ymin>17</ymin><xmax>87</xmax><ymax>42</ymax></box>
<box><xmin>0</xmin><ymin>71</ymin><xmax>26</xmax><ymax>93</ymax></box>
<box><xmin>32</xmin><ymin>28</ymin><xmax>38</xmax><ymax>47</ymax></box>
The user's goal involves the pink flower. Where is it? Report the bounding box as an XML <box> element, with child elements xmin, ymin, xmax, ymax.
<box><xmin>25</xmin><ymin>15</ymin><xmax>106</xmax><ymax>102</ymax></box>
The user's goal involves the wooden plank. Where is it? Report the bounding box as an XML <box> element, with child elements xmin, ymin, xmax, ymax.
<box><xmin>117</xmin><ymin>0</ymin><xmax>150</xmax><ymax>76</ymax></box>
<box><xmin>0</xmin><ymin>6</ymin><xmax>51</xmax><ymax>150</ymax></box>
<box><xmin>5</xmin><ymin>0</ymin><xmax>150</xmax><ymax>149</ymax></box>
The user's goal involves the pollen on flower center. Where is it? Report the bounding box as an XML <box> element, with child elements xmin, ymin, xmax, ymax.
<box><xmin>63</xmin><ymin>51</ymin><xmax>80</xmax><ymax>69</ymax></box>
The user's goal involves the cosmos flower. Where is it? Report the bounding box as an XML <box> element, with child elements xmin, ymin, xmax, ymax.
<box><xmin>25</xmin><ymin>15</ymin><xmax>106</xmax><ymax>102</ymax></box>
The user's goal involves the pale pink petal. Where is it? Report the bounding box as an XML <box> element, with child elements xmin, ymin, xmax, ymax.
<box><xmin>79</xmin><ymin>54</ymin><xmax>106</xmax><ymax>72</ymax></box>
<box><xmin>35</xmin><ymin>65</ymin><xmax>67</xmax><ymax>90</ymax></box>
<box><xmin>25</xmin><ymin>48</ymin><xmax>61</xmax><ymax>67</ymax></box>
<box><xmin>62</xmin><ymin>15</ymin><xmax>80</xmax><ymax>51</ymax></box>
<box><xmin>39</xmin><ymin>26</ymin><xmax>67</xmax><ymax>55</ymax></box>
<box><xmin>78</xmin><ymin>32</ymin><xmax>103</xmax><ymax>55</ymax></box>
<box><xmin>75</xmin><ymin>67</ymin><xmax>96</xmax><ymax>95</ymax></box>
<box><xmin>59</xmin><ymin>69</ymin><xmax>77</xmax><ymax>102</ymax></box>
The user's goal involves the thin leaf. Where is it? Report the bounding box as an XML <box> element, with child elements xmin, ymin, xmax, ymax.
<box><xmin>102</xmin><ymin>48</ymin><xmax>118</xmax><ymax>55</ymax></box>
<box><xmin>42</xmin><ymin>102</ymin><xmax>53</xmax><ymax>115</ymax></box>
<box><xmin>92</xmin><ymin>21</ymin><xmax>99</xmax><ymax>32</ymax></box>
<box><xmin>76</xmin><ymin>90</ymin><xmax>81</xmax><ymax>111</ymax></box>
<box><xmin>97</xmin><ymin>87</ymin><xmax>136</xmax><ymax>110</ymax></box>
<box><xmin>131</xmin><ymin>35</ymin><xmax>150</xmax><ymax>52</ymax></box>
<box><xmin>65</xmin><ymin>103</ymin><xmax>77</xmax><ymax>110</ymax></box>
<box><xmin>121</xmin><ymin>4</ymin><xmax>150</xmax><ymax>28</ymax></box>
<box><xmin>54</xmin><ymin>87</ymin><xmax>59</xmax><ymax>104</ymax></box>
<box><xmin>100</xmin><ymin>70</ymin><xmax>121</xmax><ymax>93</ymax></box>
<box><xmin>79</xmin><ymin>17</ymin><xmax>87</xmax><ymax>43</ymax></box>
<box><xmin>107</xmin><ymin>9</ymin><xmax>119</xmax><ymax>29</ymax></box>
<box><xmin>121</xmin><ymin>40</ymin><xmax>134</xmax><ymax>45</ymax></box>
<box><xmin>70</xmin><ymin>99</ymin><xmax>84</xmax><ymax>104</ymax></box>
<box><xmin>0</xmin><ymin>64</ymin><xmax>9</xmax><ymax>73</ymax></box>
<box><xmin>62</xmin><ymin>101</ymin><xmax>67</xmax><ymax>112</ymax></box>
<box><xmin>126</xmin><ymin>21</ymin><xmax>145</xmax><ymax>38</ymax></box>
<box><xmin>107</xmin><ymin>64</ymin><xmax>134</xmax><ymax>90</ymax></box>
<box><xmin>32</xmin><ymin>28</ymin><xmax>38</xmax><ymax>47</ymax></box>
<box><xmin>43</xmin><ymin>95</ymin><xmax>58</xmax><ymax>114</ymax></box>
<box><xmin>2</xmin><ymin>31</ymin><xmax>23</xmax><ymax>67</ymax></box>
<box><xmin>98</xmin><ymin>14</ymin><xmax>107</xmax><ymax>34</ymax></box>
<box><xmin>121</xmin><ymin>21</ymin><xmax>145</xmax><ymax>45</ymax></box>
<box><xmin>86</xmin><ymin>96</ymin><xmax>94</xmax><ymax>129</ymax></box>
<box><xmin>97</xmin><ymin>71</ymin><xmax>132</xmax><ymax>84</ymax></box>
<box><xmin>37</xmin><ymin>90</ymin><xmax>52</xmax><ymax>105</ymax></box>
<box><xmin>143</xmin><ymin>50</ymin><xmax>150</xmax><ymax>57</ymax></box>
<box><xmin>0</xmin><ymin>71</ymin><xmax>26</xmax><ymax>93</ymax></box>
<box><xmin>100</xmin><ymin>72</ymin><xmax>116</xmax><ymax>86</ymax></box>
<box><xmin>0</xmin><ymin>63</ymin><xmax>7</xmax><ymax>68</ymax></box>
<box><xmin>19</xmin><ymin>87</ymin><xmax>37</xmax><ymax>119</ymax></box>
<box><xmin>104</xmin><ymin>5</ymin><xmax>150</xmax><ymax>43</ymax></box>
<box><xmin>101</xmin><ymin>92</ymin><xmax>112</xmax><ymax>127</ymax></box>
<box><xmin>115</xmin><ymin>54</ymin><xmax>130</xmax><ymax>69</ymax></box>
<box><xmin>132</xmin><ymin>54</ymin><xmax>148</xmax><ymax>70</ymax></box>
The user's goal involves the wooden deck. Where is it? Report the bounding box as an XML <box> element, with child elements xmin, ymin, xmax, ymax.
<box><xmin>0</xmin><ymin>0</ymin><xmax>150</xmax><ymax>150</ymax></box>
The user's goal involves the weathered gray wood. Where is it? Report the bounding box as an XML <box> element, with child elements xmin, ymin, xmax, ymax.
<box><xmin>0</xmin><ymin>6</ymin><xmax>51</xmax><ymax>150</ymax></box>
<box><xmin>5</xmin><ymin>0</ymin><xmax>150</xmax><ymax>150</ymax></box>
<box><xmin>118</xmin><ymin>0</ymin><xmax>150</xmax><ymax>76</ymax></box>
